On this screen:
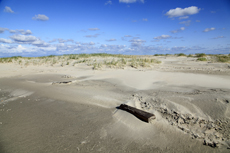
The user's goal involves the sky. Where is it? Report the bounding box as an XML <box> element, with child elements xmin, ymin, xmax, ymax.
<box><xmin>0</xmin><ymin>0</ymin><xmax>230</xmax><ymax>57</ymax></box>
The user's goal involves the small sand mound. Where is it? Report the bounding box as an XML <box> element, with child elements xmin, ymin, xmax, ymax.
<box><xmin>129</xmin><ymin>93</ymin><xmax>230</xmax><ymax>148</ymax></box>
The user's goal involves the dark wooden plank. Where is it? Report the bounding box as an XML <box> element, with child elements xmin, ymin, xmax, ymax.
<box><xmin>118</xmin><ymin>104</ymin><xmax>156</xmax><ymax>123</ymax></box>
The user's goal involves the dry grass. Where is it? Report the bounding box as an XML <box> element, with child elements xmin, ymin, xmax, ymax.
<box><xmin>0</xmin><ymin>53</ymin><xmax>161</xmax><ymax>70</ymax></box>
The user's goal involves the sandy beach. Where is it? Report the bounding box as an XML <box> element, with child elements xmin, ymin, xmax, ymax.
<box><xmin>0</xmin><ymin>55</ymin><xmax>230</xmax><ymax>153</ymax></box>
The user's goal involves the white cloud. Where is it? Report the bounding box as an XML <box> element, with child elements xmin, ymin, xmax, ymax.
<box><xmin>32</xmin><ymin>40</ymin><xmax>50</xmax><ymax>47</ymax></box>
<box><xmin>203</xmin><ymin>27</ymin><xmax>215</xmax><ymax>32</ymax></box>
<box><xmin>9</xmin><ymin>30</ymin><xmax>17</xmax><ymax>33</ymax></box>
<box><xmin>179</xmin><ymin>20</ymin><xmax>191</xmax><ymax>26</ymax></box>
<box><xmin>88</xmin><ymin>28</ymin><xmax>100</xmax><ymax>31</ymax></box>
<box><xmin>89</xmin><ymin>42</ymin><xmax>95</xmax><ymax>45</ymax></box>
<box><xmin>129</xmin><ymin>39</ymin><xmax>146</xmax><ymax>47</ymax></box>
<box><xmin>85</xmin><ymin>34</ymin><xmax>100</xmax><ymax>38</ymax></box>
<box><xmin>0</xmin><ymin>27</ymin><xmax>9</xmax><ymax>33</ymax></box>
<box><xmin>81</xmin><ymin>42</ymin><xmax>95</xmax><ymax>45</ymax></box>
<box><xmin>99</xmin><ymin>44</ymin><xmax>126</xmax><ymax>51</ymax></box>
<box><xmin>9</xmin><ymin>34</ymin><xmax>50</xmax><ymax>47</ymax></box>
<box><xmin>171</xmin><ymin>46</ymin><xmax>186</xmax><ymax>51</ymax></box>
<box><xmin>172</xmin><ymin>36</ymin><xmax>183</xmax><ymax>39</ymax></box>
<box><xmin>143</xmin><ymin>18</ymin><xmax>148</xmax><ymax>21</ymax></box>
<box><xmin>178</xmin><ymin>16</ymin><xmax>189</xmax><ymax>20</ymax></box>
<box><xmin>0</xmin><ymin>44</ymin><xmax>41</xmax><ymax>54</ymax></box>
<box><xmin>32</xmin><ymin>14</ymin><xmax>49</xmax><ymax>21</ymax></box>
<box><xmin>180</xmin><ymin>27</ymin><xmax>185</xmax><ymax>31</ymax></box>
<box><xmin>18</xmin><ymin>29</ymin><xmax>32</xmax><ymax>35</ymax></box>
<box><xmin>212</xmin><ymin>36</ymin><xmax>225</xmax><ymax>39</ymax></box>
<box><xmin>10</xmin><ymin>35</ymin><xmax>37</xmax><ymax>43</ymax></box>
<box><xmin>4</xmin><ymin>6</ymin><xmax>14</xmax><ymax>13</ymax></box>
<box><xmin>165</xmin><ymin>6</ymin><xmax>200</xmax><ymax>18</ymax></box>
<box><xmin>124</xmin><ymin>35</ymin><xmax>132</xmax><ymax>37</ymax></box>
<box><xmin>170</xmin><ymin>27</ymin><xmax>185</xmax><ymax>34</ymax></box>
<box><xmin>105</xmin><ymin>0</ymin><xmax>112</xmax><ymax>5</ymax></box>
<box><xmin>0</xmin><ymin>38</ymin><xmax>13</xmax><ymax>43</ymax></box>
<box><xmin>106</xmin><ymin>39</ymin><xmax>117</xmax><ymax>41</ymax></box>
<box><xmin>129</xmin><ymin>39</ymin><xmax>146</xmax><ymax>42</ymax></box>
<box><xmin>154</xmin><ymin>35</ymin><xmax>171</xmax><ymax>40</ymax></box>
<box><xmin>119</xmin><ymin>0</ymin><xmax>144</xmax><ymax>3</ymax></box>
<box><xmin>58</xmin><ymin>38</ymin><xmax>74</xmax><ymax>43</ymax></box>
<box><xmin>67</xmin><ymin>39</ymin><xmax>74</xmax><ymax>43</ymax></box>
<box><xmin>49</xmin><ymin>39</ymin><xmax>57</xmax><ymax>43</ymax></box>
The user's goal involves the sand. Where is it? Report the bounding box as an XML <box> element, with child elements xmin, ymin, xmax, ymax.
<box><xmin>0</xmin><ymin>56</ymin><xmax>230</xmax><ymax>152</ymax></box>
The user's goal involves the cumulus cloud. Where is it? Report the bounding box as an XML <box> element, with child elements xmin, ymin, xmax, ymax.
<box><xmin>4</xmin><ymin>6</ymin><xmax>14</xmax><ymax>13</ymax></box>
<box><xmin>48</xmin><ymin>39</ymin><xmax>57</xmax><ymax>43</ymax></box>
<box><xmin>129</xmin><ymin>39</ymin><xmax>146</xmax><ymax>42</ymax></box>
<box><xmin>58</xmin><ymin>38</ymin><xmax>74</xmax><ymax>43</ymax></box>
<box><xmin>179</xmin><ymin>20</ymin><xmax>191</xmax><ymax>26</ymax></box>
<box><xmin>0</xmin><ymin>38</ymin><xmax>13</xmax><ymax>43</ymax></box>
<box><xmin>32</xmin><ymin>40</ymin><xmax>49</xmax><ymax>47</ymax></box>
<box><xmin>119</xmin><ymin>0</ymin><xmax>144</xmax><ymax>3</ymax></box>
<box><xmin>180</xmin><ymin>27</ymin><xmax>185</xmax><ymax>31</ymax></box>
<box><xmin>106</xmin><ymin>39</ymin><xmax>117</xmax><ymax>41</ymax></box>
<box><xmin>129</xmin><ymin>39</ymin><xmax>146</xmax><ymax>47</ymax></box>
<box><xmin>88</xmin><ymin>28</ymin><xmax>100</xmax><ymax>31</ymax></box>
<box><xmin>89</xmin><ymin>42</ymin><xmax>95</xmax><ymax>45</ymax></box>
<box><xmin>170</xmin><ymin>27</ymin><xmax>185</xmax><ymax>34</ymax></box>
<box><xmin>154</xmin><ymin>35</ymin><xmax>171</xmax><ymax>40</ymax></box>
<box><xmin>82</xmin><ymin>42</ymin><xmax>95</xmax><ymax>45</ymax></box>
<box><xmin>9</xmin><ymin>30</ymin><xmax>17</xmax><ymax>33</ymax></box>
<box><xmin>85</xmin><ymin>34</ymin><xmax>100</xmax><ymax>38</ymax></box>
<box><xmin>0</xmin><ymin>27</ymin><xmax>9</xmax><ymax>33</ymax></box>
<box><xmin>165</xmin><ymin>6</ymin><xmax>200</xmax><ymax>18</ymax></box>
<box><xmin>32</xmin><ymin>14</ymin><xmax>49</xmax><ymax>21</ymax></box>
<box><xmin>171</xmin><ymin>46</ymin><xmax>186</xmax><ymax>51</ymax></box>
<box><xmin>8</xmin><ymin>34</ymin><xmax>49</xmax><ymax>47</ymax></box>
<box><xmin>10</xmin><ymin>35</ymin><xmax>37</xmax><ymax>43</ymax></box>
<box><xmin>18</xmin><ymin>29</ymin><xmax>32</xmax><ymax>35</ymax></box>
<box><xmin>99</xmin><ymin>44</ymin><xmax>126</xmax><ymax>51</ymax></box>
<box><xmin>172</xmin><ymin>36</ymin><xmax>183</xmax><ymax>39</ymax></box>
<box><xmin>212</xmin><ymin>36</ymin><xmax>225</xmax><ymax>39</ymax></box>
<box><xmin>178</xmin><ymin>16</ymin><xmax>189</xmax><ymax>20</ymax></box>
<box><xmin>203</xmin><ymin>27</ymin><xmax>215</xmax><ymax>32</ymax></box>
<box><xmin>143</xmin><ymin>18</ymin><xmax>148</xmax><ymax>21</ymax></box>
<box><xmin>105</xmin><ymin>0</ymin><xmax>112</xmax><ymax>5</ymax></box>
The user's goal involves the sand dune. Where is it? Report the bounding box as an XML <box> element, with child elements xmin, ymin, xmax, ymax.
<box><xmin>0</xmin><ymin>56</ymin><xmax>230</xmax><ymax>152</ymax></box>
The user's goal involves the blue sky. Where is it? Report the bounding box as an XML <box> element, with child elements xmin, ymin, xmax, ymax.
<box><xmin>0</xmin><ymin>0</ymin><xmax>230</xmax><ymax>57</ymax></box>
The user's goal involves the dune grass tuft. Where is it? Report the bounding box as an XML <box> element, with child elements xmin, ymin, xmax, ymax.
<box><xmin>197</xmin><ymin>57</ymin><xmax>207</xmax><ymax>61</ymax></box>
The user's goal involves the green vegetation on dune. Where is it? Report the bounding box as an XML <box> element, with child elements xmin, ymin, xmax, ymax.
<box><xmin>195</xmin><ymin>53</ymin><xmax>206</xmax><ymax>57</ymax></box>
<box><xmin>215</xmin><ymin>55</ymin><xmax>230</xmax><ymax>63</ymax></box>
<box><xmin>197</xmin><ymin>57</ymin><xmax>207</xmax><ymax>61</ymax></box>
<box><xmin>176</xmin><ymin>53</ymin><xmax>186</xmax><ymax>56</ymax></box>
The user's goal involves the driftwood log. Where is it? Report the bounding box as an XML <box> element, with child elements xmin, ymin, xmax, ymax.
<box><xmin>52</xmin><ymin>81</ymin><xmax>72</xmax><ymax>85</ymax></box>
<box><xmin>118</xmin><ymin>104</ymin><xmax>156</xmax><ymax>123</ymax></box>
